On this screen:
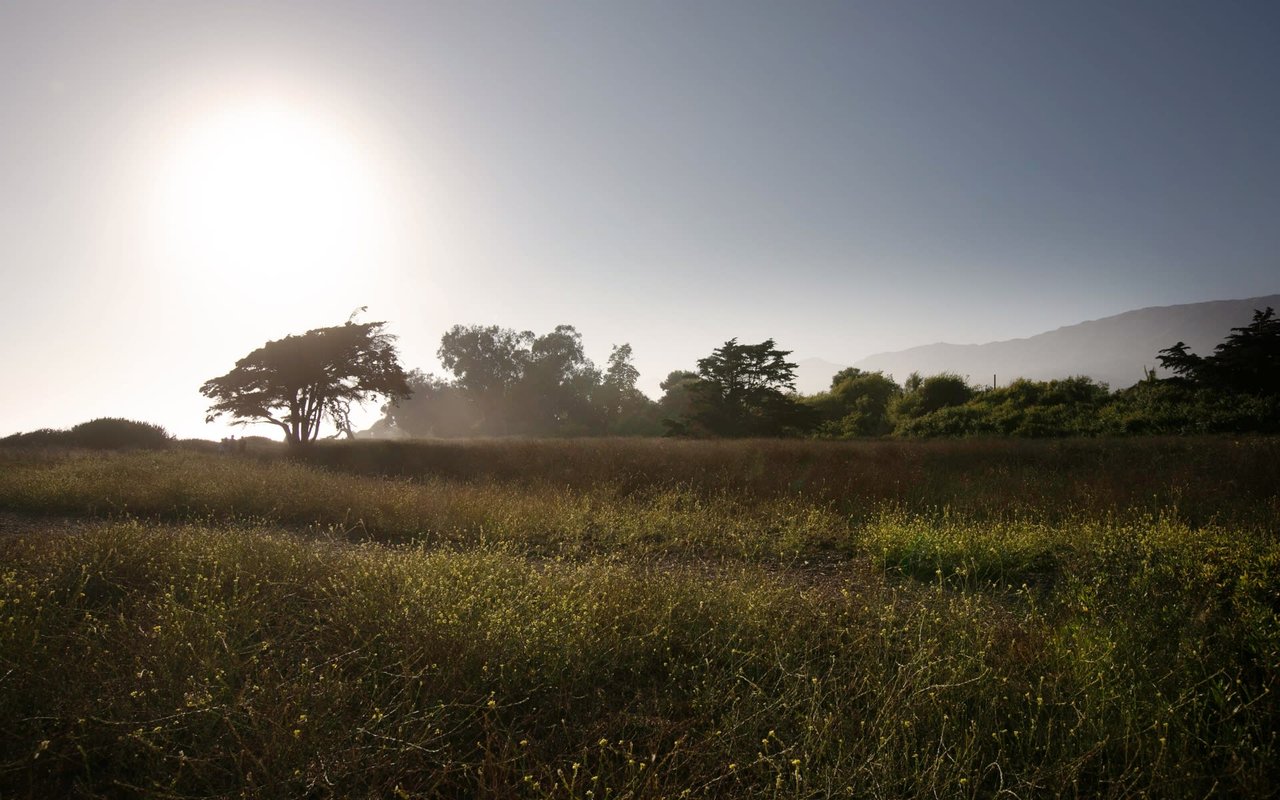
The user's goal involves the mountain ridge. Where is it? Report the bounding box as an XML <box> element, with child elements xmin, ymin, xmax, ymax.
<box><xmin>794</xmin><ymin>294</ymin><xmax>1279</xmax><ymax>394</ymax></box>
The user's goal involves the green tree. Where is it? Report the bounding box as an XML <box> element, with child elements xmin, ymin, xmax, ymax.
<box><xmin>656</xmin><ymin>370</ymin><xmax>700</xmax><ymax>434</ymax></box>
<box><xmin>891</xmin><ymin>372</ymin><xmax>974</xmax><ymax>424</ymax></box>
<box><xmin>685</xmin><ymin>339</ymin><xmax>814</xmax><ymax>436</ymax></box>
<box><xmin>806</xmin><ymin>369</ymin><xmax>902</xmax><ymax>437</ymax></box>
<box><xmin>437</xmin><ymin>325</ymin><xmax>532</xmax><ymax>396</ymax></box>
<box><xmin>516</xmin><ymin>325</ymin><xmax>603</xmax><ymax>434</ymax></box>
<box><xmin>597</xmin><ymin>343</ymin><xmax>644</xmax><ymax>426</ymax></box>
<box><xmin>201</xmin><ymin>320</ymin><xmax>410</xmax><ymax>445</ymax></box>
<box><xmin>437</xmin><ymin>325</ymin><xmax>534</xmax><ymax>434</ymax></box>
<box><xmin>604</xmin><ymin>343</ymin><xmax>641</xmax><ymax>396</ymax></box>
<box><xmin>894</xmin><ymin>376</ymin><xmax>1111</xmax><ymax>438</ymax></box>
<box><xmin>434</xmin><ymin>323</ymin><xmax>615</xmax><ymax>436</ymax></box>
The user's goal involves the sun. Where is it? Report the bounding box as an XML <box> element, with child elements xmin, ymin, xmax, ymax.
<box><xmin>149</xmin><ymin>100</ymin><xmax>390</xmax><ymax>306</ymax></box>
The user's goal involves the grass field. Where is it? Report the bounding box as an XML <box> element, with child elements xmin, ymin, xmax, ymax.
<box><xmin>0</xmin><ymin>437</ymin><xmax>1276</xmax><ymax>797</ymax></box>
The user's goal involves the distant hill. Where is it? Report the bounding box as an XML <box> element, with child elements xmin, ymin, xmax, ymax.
<box><xmin>832</xmin><ymin>295</ymin><xmax>1279</xmax><ymax>391</ymax></box>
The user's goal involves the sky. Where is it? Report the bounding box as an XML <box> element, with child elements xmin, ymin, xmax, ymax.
<box><xmin>2</xmin><ymin>1</ymin><xmax>1278</xmax><ymax>439</ymax></box>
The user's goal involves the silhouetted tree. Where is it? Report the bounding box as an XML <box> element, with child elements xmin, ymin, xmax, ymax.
<box><xmin>437</xmin><ymin>325</ymin><xmax>533</xmax><ymax>434</ymax></box>
<box><xmin>516</xmin><ymin>325</ymin><xmax>601</xmax><ymax>433</ymax></box>
<box><xmin>683</xmin><ymin>339</ymin><xmax>814</xmax><ymax>436</ymax></box>
<box><xmin>658</xmin><ymin>371</ymin><xmax>699</xmax><ymax>414</ymax></box>
<box><xmin>1158</xmin><ymin>307</ymin><xmax>1280</xmax><ymax>396</ymax></box>
<box><xmin>201</xmin><ymin>320</ymin><xmax>410</xmax><ymax>445</ymax></box>
<box><xmin>430</xmin><ymin>323</ymin><xmax>644</xmax><ymax>436</ymax></box>
<box><xmin>604</xmin><ymin>343</ymin><xmax>640</xmax><ymax>396</ymax></box>
<box><xmin>378</xmin><ymin>370</ymin><xmax>479</xmax><ymax>437</ymax></box>
<box><xmin>656</xmin><ymin>370</ymin><xmax>701</xmax><ymax>435</ymax></box>
<box><xmin>597</xmin><ymin>344</ymin><xmax>640</xmax><ymax>422</ymax></box>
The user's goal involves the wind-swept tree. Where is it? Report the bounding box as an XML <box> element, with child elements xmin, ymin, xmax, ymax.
<box><xmin>201</xmin><ymin>319</ymin><xmax>411</xmax><ymax>445</ymax></box>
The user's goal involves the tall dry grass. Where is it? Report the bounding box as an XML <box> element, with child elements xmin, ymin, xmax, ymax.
<box><xmin>0</xmin><ymin>437</ymin><xmax>1276</xmax><ymax>796</ymax></box>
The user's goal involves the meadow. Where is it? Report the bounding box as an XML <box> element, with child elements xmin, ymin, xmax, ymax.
<box><xmin>0</xmin><ymin>437</ymin><xmax>1276</xmax><ymax>797</ymax></box>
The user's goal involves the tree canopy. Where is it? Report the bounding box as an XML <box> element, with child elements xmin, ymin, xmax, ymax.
<box><xmin>201</xmin><ymin>320</ymin><xmax>411</xmax><ymax>445</ymax></box>
<box><xmin>805</xmin><ymin>368</ymin><xmax>902</xmax><ymax>437</ymax></box>
<box><xmin>890</xmin><ymin>372</ymin><xmax>975</xmax><ymax>423</ymax></box>
<box><xmin>1158</xmin><ymin>307</ymin><xmax>1280</xmax><ymax>396</ymax></box>
<box><xmin>684</xmin><ymin>339</ymin><xmax>813</xmax><ymax>436</ymax></box>
<box><xmin>597</xmin><ymin>344</ymin><xmax>647</xmax><ymax>428</ymax></box>
<box><xmin>382</xmin><ymin>324</ymin><xmax>660</xmax><ymax>437</ymax></box>
<box><xmin>357</xmin><ymin>306</ymin><xmax>1280</xmax><ymax>441</ymax></box>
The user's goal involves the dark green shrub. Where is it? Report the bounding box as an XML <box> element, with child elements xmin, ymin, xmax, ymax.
<box><xmin>0</xmin><ymin>428</ymin><xmax>68</xmax><ymax>448</ymax></box>
<box><xmin>895</xmin><ymin>404</ymin><xmax>989</xmax><ymax>437</ymax></box>
<box><xmin>891</xmin><ymin>373</ymin><xmax>975</xmax><ymax>425</ymax></box>
<box><xmin>1</xmin><ymin>418</ymin><xmax>175</xmax><ymax>450</ymax></box>
<box><xmin>4</xmin><ymin>419</ymin><xmax>171</xmax><ymax>450</ymax></box>
<box><xmin>68</xmin><ymin>418</ymin><xmax>172</xmax><ymax>450</ymax></box>
<box><xmin>805</xmin><ymin>369</ymin><xmax>902</xmax><ymax>437</ymax></box>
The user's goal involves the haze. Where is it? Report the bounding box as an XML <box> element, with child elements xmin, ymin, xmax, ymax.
<box><xmin>2</xmin><ymin>1</ymin><xmax>1278</xmax><ymax>439</ymax></box>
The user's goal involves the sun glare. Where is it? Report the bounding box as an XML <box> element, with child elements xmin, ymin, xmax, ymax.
<box><xmin>149</xmin><ymin>101</ymin><xmax>391</xmax><ymax>306</ymax></box>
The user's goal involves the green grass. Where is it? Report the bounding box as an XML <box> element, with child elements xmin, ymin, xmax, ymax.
<box><xmin>0</xmin><ymin>438</ymin><xmax>1277</xmax><ymax>797</ymax></box>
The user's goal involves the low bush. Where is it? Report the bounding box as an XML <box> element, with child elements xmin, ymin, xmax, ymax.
<box><xmin>1</xmin><ymin>417</ymin><xmax>172</xmax><ymax>451</ymax></box>
<box><xmin>67</xmin><ymin>417</ymin><xmax>172</xmax><ymax>449</ymax></box>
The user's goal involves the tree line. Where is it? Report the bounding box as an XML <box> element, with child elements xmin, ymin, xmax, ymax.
<box><xmin>198</xmin><ymin>307</ymin><xmax>1280</xmax><ymax>444</ymax></box>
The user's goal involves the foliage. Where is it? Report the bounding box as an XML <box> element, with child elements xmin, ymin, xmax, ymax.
<box><xmin>201</xmin><ymin>320</ymin><xmax>410</xmax><ymax>445</ymax></box>
<box><xmin>896</xmin><ymin>376</ymin><xmax>1111</xmax><ymax>437</ymax></box>
<box><xmin>1098</xmin><ymin>378</ymin><xmax>1280</xmax><ymax>434</ymax></box>
<box><xmin>655</xmin><ymin>370</ymin><xmax>700</xmax><ymax>434</ymax></box>
<box><xmin>804</xmin><ymin>368</ymin><xmax>902</xmax><ymax>437</ymax></box>
<box><xmin>597</xmin><ymin>344</ymin><xmax>640</xmax><ymax>422</ymax></box>
<box><xmin>435</xmin><ymin>324</ymin><xmax>533</xmax><ymax>434</ymax></box>
<box><xmin>604</xmin><ymin>343</ymin><xmax>641</xmax><ymax>394</ymax></box>
<box><xmin>354</xmin><ymin>306</ymin><xmax>1280</xmax><ymax>441</ymax></box>
<box><xmin>67</xmin><ymin>417</ymin><xmax>173</xmax><ymax>449</ymax></box>
<box><xmin>515</xmin><ymin>325</ymin><xmax>604</xmax><ymax>434</ymax></box>
<box><xmin>679</xmin><ymin>339</ymin><xmax>815</xmax><ymax>437</ymax></box>
<box><xmin>1158</xmin><ymin>306</ymin><xmax>1280</xmax><ymax>395</ymax></box>
<box><xmin>0</xmin><ymin>429</ymin><xmax>66</xmax><ymax>448</ymax></box>
<box><xmin>385</xmin><ymin>325</ymin><xmax>659</xmax><ymax>437</ymax></box>
<box><xmin>890</xmin><ymin>372</ymin><xmax>975</xmax><ymax>425</ymax></box>
<box><xmin>375</xmin><ymin>370</ymin><xmax>479</xmax><ymax>438</ymax></box>
<box><xmin>0</xmin><ymin>418</ymin><xmax>172</xmax><ymax>450</ymax></box>
<box><xmin>875</xmin><ymin>307</ymin><xmax>1280</xmax><ymax>438</ymax></box>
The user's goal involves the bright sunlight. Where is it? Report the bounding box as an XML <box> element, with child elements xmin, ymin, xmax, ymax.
<box><xmin>148</xmin><ymin>100</ymin><xmax>391</xmax><ymax>306</ymax></box>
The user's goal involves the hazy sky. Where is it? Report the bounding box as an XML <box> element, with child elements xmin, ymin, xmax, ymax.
<box><xmin>2</xmin><ymin>1</ymin><xmax>1278</xmax><ymax>439</ymax></box>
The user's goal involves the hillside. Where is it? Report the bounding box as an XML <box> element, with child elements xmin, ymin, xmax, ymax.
<box><xmin>831</xmin><ymin>295</ymin><xmax>1280</xmax><ymax>390</ymax></box>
